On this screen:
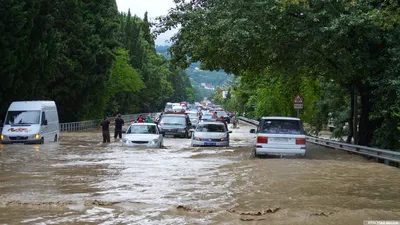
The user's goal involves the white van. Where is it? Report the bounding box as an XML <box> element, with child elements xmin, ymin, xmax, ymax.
<box><xmin>1</xmin><ymin>101</ymin><xmax>60</xmax><ymax>144</ymax></box>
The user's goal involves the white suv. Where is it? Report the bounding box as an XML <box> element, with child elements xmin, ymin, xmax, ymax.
<box><xmin>250</xmin><ymin>117</ymin><xmax>306</xmax><ymax>157</ymax></box>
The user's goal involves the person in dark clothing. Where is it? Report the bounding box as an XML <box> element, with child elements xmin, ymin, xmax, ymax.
<box><xmin>114</xmin><ymin>114</ymin><xmax>124</xmax><ymax>139</ymax></box>
<box><xmin>99</xmin><ymin>116</ymin><xmax>111</xmax><ymax>143</ymax></box>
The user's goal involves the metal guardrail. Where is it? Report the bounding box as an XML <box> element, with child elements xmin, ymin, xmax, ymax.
<box><xmin>60</xmin><ymin>112</ymin><xmax>161</xmax><ymax>132</ymax></box>
<box><xmin>238</xmin><ymin>117</ymin><xmax>400</xmax><ymax>167</ymax></box>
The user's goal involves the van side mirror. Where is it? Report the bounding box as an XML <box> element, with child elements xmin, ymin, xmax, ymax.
<box><xmin>228</xmin><ymin>130</ymin><xmax>232</xmax><ymax>133</ymax></box>
<box><xmin>42</xmin><ymin>120</ymin><xmax>48</xmax><ymax>126</ymax></box>
<box><xmin>160</xmin><ymin>131</ymin><xmax>165</xmax><ymax>136</ymax></box>
<box><xmin>250</xmin><ymin>129</ymin><xmax>255</xmax><ymax>133</ymax></box>
<box><xmin>189</xmin><ymin>129</ymin><xmax>195</xmax><ymax>133</ymax></box>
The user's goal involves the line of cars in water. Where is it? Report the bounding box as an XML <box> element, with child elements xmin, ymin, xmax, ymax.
<box><xmin>121</xmin><ymin>110</ymin><xmax>307</xmax><ymax>158</ymax></box>
<box><xmin>0</xmin><ymin>101</ymin><xmax>307</xmax><ymax>158</ymax></box>
<box><xmin>122</xmin><ymin>110</ymin><xmax>233</xmax><ymax>148</ymax></box>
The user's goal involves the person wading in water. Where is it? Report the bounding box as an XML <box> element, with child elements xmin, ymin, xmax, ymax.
<box><xmin>99</xmin><ymin>116</ymin><xmax>111</xmax><ymax>143</ymax></box>
<box><xmin>114</xmin><ymin>114</ymin><xmax>124</xmax><ymax>140</ymax></box>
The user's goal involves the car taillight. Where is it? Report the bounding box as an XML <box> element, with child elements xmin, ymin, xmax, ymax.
<box><xmin>296</xmin><ymin>138</ymin><xmax>306</xmax><ymax>145</ymax></box>
<box><xmin>257</xmin><ymin>136</ymin><xmax>268</xmax><ymax>143</ymax></box>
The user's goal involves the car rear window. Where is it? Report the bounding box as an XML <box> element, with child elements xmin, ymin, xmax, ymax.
<box><xmin>196</xmin><ymin>124</ymin><xmax>226</xmax><ymax>132</ymax></box>
<box><xmin>259</xmin><ymin>119</ymin><xmax>304</xmax><ymax>134</ymax></box>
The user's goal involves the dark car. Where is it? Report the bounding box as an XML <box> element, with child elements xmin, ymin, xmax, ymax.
<box><xmin>158</xmin><ymin>114</ymin><xmax>193</xmax><ymax>138</ymax></box>
<box><xmin>215</xmin><ymin>111</ymin><xmax>230</xmax><ymax>124</ymax></box>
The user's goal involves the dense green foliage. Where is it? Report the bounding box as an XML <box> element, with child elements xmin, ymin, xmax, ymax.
<box><xmin>0</xmin><ymin>1</ymin><xmax>193</xmax><ymax>122</ymax></box>
<box><xmin>159</xmin><ymin>0</ymin><xmax>400</xmax><ymax>150</ymax></box>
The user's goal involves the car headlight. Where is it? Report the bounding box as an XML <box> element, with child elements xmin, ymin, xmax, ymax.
<box><xmin>32</xmin><ymin>134</ymin><xmax>40</xmax><ymax>139</ymax></box>
<box><xmin>194</xmin><ymin>137</ymin><xmax>201</xmax><ymax>141</ymax></box>
<box><xmin>221</xmin><ymin>138</ymin><xmax>225</xmax><ymax>141</ymax></box>
<box><xmin>1</xmin><ymin>134</ymin><xmax>4</xmax><ymax>140</ymax></box>
<box><xmin>149</xmin><ymin>139</ymin><xmax>158</xmax><ymax>144</ymax></box>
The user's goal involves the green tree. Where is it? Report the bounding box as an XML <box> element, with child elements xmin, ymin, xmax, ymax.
<box><xmin>159</xmin><ymin>0</ymin><xmax>400</xmax><ymax>149</ymax></box>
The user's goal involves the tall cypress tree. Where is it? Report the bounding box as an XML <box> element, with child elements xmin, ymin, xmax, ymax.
<box><xmin>142</xmin><ymin>12</ymin><xmax>155</xmax><ymax>50</ymax></box>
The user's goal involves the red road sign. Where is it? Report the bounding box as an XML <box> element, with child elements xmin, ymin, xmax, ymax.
<box><xmin>294</xmin><ymin>94</ymin><xmax>303</xmax><ymax>104</ymax></box>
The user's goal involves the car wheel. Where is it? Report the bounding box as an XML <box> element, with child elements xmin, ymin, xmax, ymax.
<box><xmin>40</xmin><ymin>137</ymin><xmax>44</xmax><ymax>144</ymax></box>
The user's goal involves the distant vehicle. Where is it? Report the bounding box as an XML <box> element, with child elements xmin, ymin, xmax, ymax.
<box><xmin>216</xmin><ymin>111</ymin><xmax>230</xmax><ymax>124</ymax></box>
<box><xmin>164</xmin><ymin>102</ymin><xmax>173</xmax><ymax>112</ymax></box>
<box><xmin>186</xmin><ymin>111</ymin><xmax>199</xmax><ymax>127</ymax></box>
<box><xmin>122</xmin><ymin>123</ymin><xmax>164</xmax><ymax>148</ymax></box>
<box><xmin>250</xmin><ymin>117</ymin><xmax>306</xmax><ymax>157</ymax></box>
<box><xmin>172</xmin><ymin>105</ymin><xmax>184</xmax><ymax>112</ymax></box>
<box><xmin>158</xmin><ymin>114</ymin><xmax>192</xmax><ymax>138</ymax></box>
<box><xmin>1</xmin><ymin>101</ymin><xmax>60</xmax><ymax>144</ymax></box>
<box><xmin>191</xmin><ymin>121</ymin><xmax>232</xmax><ymax>147</ymax></box>
<box><xmin>200</xmin><ymin>114</ymin><xmax>214</xmax><ymax>122</ymax></box>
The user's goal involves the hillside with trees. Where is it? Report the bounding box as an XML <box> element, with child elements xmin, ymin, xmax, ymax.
<box><xmin>0</xmin><ymin>1</ymin><xmax>193</xmax><ymax>122</ymax></box>
<box><xmin>158</xmin><ymin>0</ymin><xmax>400</xmax><ymax>150</ymax></box>
<box><xmin>156</xmin><ymin>45</ymin><xmax>232</xmax><ymax>101</ymax></box>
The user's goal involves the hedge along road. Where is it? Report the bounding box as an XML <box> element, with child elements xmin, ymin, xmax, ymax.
<box><xmin>0</xmin><ymin>122</ymin><xmax>399</xmax><ymax>224</ymax></box>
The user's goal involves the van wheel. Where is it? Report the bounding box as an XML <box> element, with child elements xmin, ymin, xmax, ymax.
<box><xmin>54</xmin><ymin>135</ymin><xmax>58</xmax><ymax>142</ymax></box>
<box><xmin>40</xmin><ymin>138</ymin><xmax>44</xmax><ymax>144</ymax></box>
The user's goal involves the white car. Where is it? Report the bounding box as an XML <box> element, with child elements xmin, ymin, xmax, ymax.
<box><xmin>191</xmin><ymin>121</ymin><xmax>232</xmax><ymax>147</ymax></box>
<box><xmin>250</xmin><ymin>117</ymin><xmax>306</xmax><ymax>157</ymax></box>
<box><xmin>186</xmin><ymin>111</ymin><xmax>199</xmax><ymax>127</ymax></box>
<box><xmin>122</xmin><ymin>123</ymin><xmax>164</xmax><ymax>148</ymax></box>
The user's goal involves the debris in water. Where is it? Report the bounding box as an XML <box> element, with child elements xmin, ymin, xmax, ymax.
<box><xmin>5</xmin><ymin>200</ymin><xmax>75</xmax><ymax>207</ymax></box>
<box><xmin>240</xmin><ymin>218</ymin><xmax>267</xmax><ymax>221</ymax></box>
<box><xmin>176</xmin><ymin>205</ymin><xmax>215</xmax><ymax>213</ymax></box>
<box><xmin>309</xmin><ymin>212</ymin><xmax>334</xmax><ymax>217</ymax></box>
<box><xmin>84</xmin><ymin>200</ymin><xmax>121</xmax><ymax>206</ymax></box>
<box><xmin>227</xmin><ymin>207</ymin><xmax>280</xmax><ymax>215</ymax></box>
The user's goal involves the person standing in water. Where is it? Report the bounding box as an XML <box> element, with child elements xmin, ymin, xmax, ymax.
<box><xmin>114</xmin><ymin>114</ymin><xmax>124</xmax><ymax>139</ymax></box>
<box><xmin>99</xmin><ymin>116</ymin><xmax>111</xmax><ymax>143</ymax></box>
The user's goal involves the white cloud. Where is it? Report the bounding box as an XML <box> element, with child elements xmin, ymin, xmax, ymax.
<box><xmin>116</xmin><ymin>0</ymin><xmax>177</xmax><ymax>45</ymax></box>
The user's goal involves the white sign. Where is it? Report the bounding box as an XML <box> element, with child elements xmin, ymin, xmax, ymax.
<box><xmin>294</xmin><ymin>104</ymin><xmax>303</xmax><ymax>109</ymax></box>
<box><xmin>222</xmin><ymin>91</ymin><xmax>228</xmax><ymax>99</ymax></box>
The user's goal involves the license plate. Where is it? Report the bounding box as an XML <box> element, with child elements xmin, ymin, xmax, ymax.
<box><xmin>204</xmin><ymin>142</ymin><xmax>216</xmax><ymax>146</ymax></box>
<box><xmin>272</xmin><ymin>138</ymin><xmax>288</xmax><ymax>143</ymax></box>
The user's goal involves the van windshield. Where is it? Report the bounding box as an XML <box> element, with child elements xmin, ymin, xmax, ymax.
<box><xmin>5</xmin><ymin>111</ymin><xmax>41</xmax><ymax>125</ymax></box>
<box><xmin>259</xmin><ymin>119</ymin><xmax>304</xmax><ymax>134</ymax></box>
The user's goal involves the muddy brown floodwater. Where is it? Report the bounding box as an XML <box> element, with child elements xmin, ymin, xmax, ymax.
<box><xmin>0</xmin><ymin>122</ymin><xmax>399</xmax><ymax>225</ymax></box>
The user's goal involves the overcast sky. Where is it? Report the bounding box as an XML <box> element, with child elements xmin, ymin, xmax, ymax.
<box><xmin>116</xmin><ymin>0</ymin><xmax>177</xmax><ymax>46</ymax></box>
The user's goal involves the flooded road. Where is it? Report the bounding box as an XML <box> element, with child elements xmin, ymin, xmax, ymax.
<box><xmin>0</xmin><ymin>123</ymin><xmax>399</xmax><ymax>224</ymax></box>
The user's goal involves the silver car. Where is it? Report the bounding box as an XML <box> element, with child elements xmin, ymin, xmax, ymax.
<box><xmin>191</xmin><ymin>122</ymin><xmax>232</xmax><ymax>147</ymax></box>
<box><xmin>250</xmin><ymin>117</ymin><xmax>306</xmax><ymax>157</ymax></box>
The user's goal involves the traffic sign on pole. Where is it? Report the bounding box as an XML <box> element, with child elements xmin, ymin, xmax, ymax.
<box><xmin>294</xmin><ymin>94</ymin><xmax>303</xmax><ymax>104</ymax></box>
<box><xmin>293</xmin><ymin>94</ymin><xmax>303</xmax><ymax>118</ymax></box>
<box><xmin>294</xmin><ymin>104</ymin><xmax>303</xmax><ymax>109</ymax></box>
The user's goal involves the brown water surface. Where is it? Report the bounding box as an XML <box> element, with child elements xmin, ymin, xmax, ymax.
<box><xmin>0</xmin><ymin>123</ymin><xmax>399</xmax><ymax>224</ymax></box>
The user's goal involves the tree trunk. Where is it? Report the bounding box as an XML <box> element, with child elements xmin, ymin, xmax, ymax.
<box><xmin>346</xmin><ymin>86</ymin><xmax>354</xmax><ymax>143</ymax></box>
<box><xmin>353</xmin><ymin>88</ymin><xmax>359</xmax><ymax>145</ymax></box>
<box><xmin>358</xmin><ymin>90</ymin><xmax>372</xmax><ymax>146</ymax></box>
